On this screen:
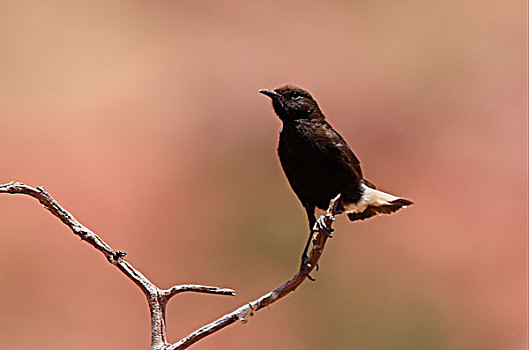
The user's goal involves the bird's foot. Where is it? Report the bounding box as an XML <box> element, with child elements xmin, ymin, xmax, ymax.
<box><xmin>313</xmin><ymin>215</ymin><xmax>334</xmax><ymax>238</ymax></box>
<box><xmin>301</xmin><ymin>253</ymin><xmax>316</xmax><ymax>281</ymax></box>
<box><xmin>305</xmin><ymin>272</ymin><xmax>316</xmax><ymax>281</ymax></box>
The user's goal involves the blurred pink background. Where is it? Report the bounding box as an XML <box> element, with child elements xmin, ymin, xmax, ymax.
<box><xmin>1</xmin><ymin>1</ymin><xmax>527</xmax><ymax>349</ymax></box>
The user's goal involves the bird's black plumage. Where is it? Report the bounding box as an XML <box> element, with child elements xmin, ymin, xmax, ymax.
<box><xmin>260</xmin><ymin>85</ymin><xmax>412</xmax><ymax>264</ymax></box>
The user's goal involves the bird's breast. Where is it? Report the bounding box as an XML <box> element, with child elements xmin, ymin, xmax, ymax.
<box><xmin>277</xmin><ymin>121</ymin><xmax>363</xmax><ymax>209</ymax></box>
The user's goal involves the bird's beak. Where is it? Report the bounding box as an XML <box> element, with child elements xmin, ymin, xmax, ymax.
<box><xmin>259</xmin><ymin>89</ymin><xmax>281</xmax><ymax>99</ymax></box>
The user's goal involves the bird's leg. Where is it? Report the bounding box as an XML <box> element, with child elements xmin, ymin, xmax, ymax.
<box><xmin>301</xmin><ymin>229</ymin><xmax>315</xmax><ymax>265</ymax></box>
<box><xmin>301</xmin><ymin>228</ymin><xmax>313</xmax><ymax>264</ymax></box>
<box><xmin>302</xmin><ymin>206</ymin><xmax>316</xmax><ymax>263</ymax></box>
<box><xmin>302</xmin><ymin>206</ymin><xmax>317</xmax><ymax>281</ymax></box>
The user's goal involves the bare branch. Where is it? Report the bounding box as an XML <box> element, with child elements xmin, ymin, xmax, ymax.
<box><xmin>0</xmin><ymin>181</ymin><xmax>234</xmax><ymax>350</ymax></box>
<box><xmin>1</xmin><ymin>181</ymin><xmax>340</xmax><ymax>349</ymax></box>
<box><xmin>162</xmin><ymin>285</ymin><xmax>236</xmax><ymax>299</ymax></box>
<box><xmin>167</xmin><ymin>194</ymin><xmax>341</xmax><ymax>350</ymax></box>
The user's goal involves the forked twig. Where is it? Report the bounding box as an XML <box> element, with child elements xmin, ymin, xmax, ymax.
<box><xmin>0</xmin><ymin>181</ymin><xmax>235</xmax><ymax>350</ymax></box>
<box><xmin>1</xmin><ymin>181</ymin><xmax>340</xmax><ymax>349</ymax></box>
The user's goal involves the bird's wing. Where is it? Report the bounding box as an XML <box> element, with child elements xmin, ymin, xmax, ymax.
<box><xmin>362</xmin><ymin>179</ymin><xmax>377</xmax><ymax>189</ymax></box>
<box><xmin>320</xmin><ymin>121</ymin><xmax>377</xmax><ymax>189</ymax></box>
<box><xmin>320</xmin><ymin>122</ymin><xmax>363</xmax><ymax>176</ymax></box>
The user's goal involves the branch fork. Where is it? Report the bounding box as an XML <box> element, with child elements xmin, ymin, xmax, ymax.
<box><xmin>1</xmin><ymin>181</ymin><xmax>340</xmax><ymax>349</ymax></box>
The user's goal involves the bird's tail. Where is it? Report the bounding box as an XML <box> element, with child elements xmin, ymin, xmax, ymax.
<box><xmin>346</xmin><ymin>184</ymin><xmax>413</xmax><ymax>222</ymax></box>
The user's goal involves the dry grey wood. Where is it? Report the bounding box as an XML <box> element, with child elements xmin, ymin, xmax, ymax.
<box><xmin>0</xmin><ymin>181</ymin><xmax>235</xmax><ymax>350</ymax></box>
<box><xmin>1</xmin><ymin>181</ymin><xmax>340</xmax><ymax>349</ymax></box>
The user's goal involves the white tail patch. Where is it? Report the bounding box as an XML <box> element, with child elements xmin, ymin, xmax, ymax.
<box><xmin>346</xmin><ymin>183</ymin><xmax>405</xmax><ymax>214</ymax></box>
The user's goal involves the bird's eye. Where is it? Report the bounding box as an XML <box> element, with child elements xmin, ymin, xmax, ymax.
<box><xmin>291</xmin><ymin>92</ymin><xmax>301</xmax><ymax>99</ymax></box>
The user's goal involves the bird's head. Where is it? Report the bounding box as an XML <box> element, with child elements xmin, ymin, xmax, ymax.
<box><xmin>259</xmin><ymin>85</ymin><xmax>324</xmax><ymax>122</ymax></box>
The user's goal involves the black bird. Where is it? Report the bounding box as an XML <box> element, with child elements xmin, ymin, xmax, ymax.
<box><xmin>260</xmin><ymin>85</ymin><xmax>413</xmax><ymax>266</ymax></box>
